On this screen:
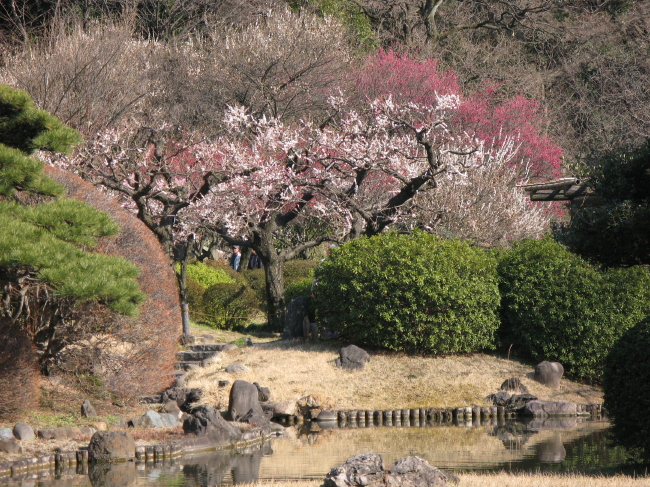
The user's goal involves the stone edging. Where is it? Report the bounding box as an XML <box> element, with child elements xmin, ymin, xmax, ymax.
<box><xmin>0</xmin><ymin>425</ymin><xmax>274</xmax><ymax>481</ymax></box>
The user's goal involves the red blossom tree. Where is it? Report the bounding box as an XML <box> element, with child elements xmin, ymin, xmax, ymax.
<box><xmin>350</xmin><ymin>50</ymin><xmax>563</xmax><ymax>180</ymax></box>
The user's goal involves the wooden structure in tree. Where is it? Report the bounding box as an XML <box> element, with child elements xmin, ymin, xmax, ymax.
<box><xmin>518</xmin><ymin>178</ymin><xmax>604</xmax><ymax>207</ymax></box>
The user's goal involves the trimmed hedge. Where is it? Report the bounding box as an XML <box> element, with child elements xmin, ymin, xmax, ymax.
<box><xmin>603</xmin><ymin>316</ymin><xmax>650</xmax><ymax>459</ymax></box>
<box><xmin>498</xmin><ymin>238</ymin><xmax>650</xmax><ymax>383</ymax></box>
<box><xmin>313</xmin><ymin>231</ymin><xmax>500</xmax><ymax>354</ymax></box>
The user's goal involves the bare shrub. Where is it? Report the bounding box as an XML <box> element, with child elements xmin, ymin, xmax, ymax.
<box><xmin>0</xmin><ymin>20</ymin><xmax>156</xmax><ymax>135</ymax></box>
<box><xmin>0</xmin><ymin>317</ymin><xmax>41</xmax><ymax>420</ymax></box>
<box><xmin>44</xmin><ymin>166</ymin><xmax>180</xmax><ymax>402</ymax></box>
<box><xmin>145</xmin><ymin>7</ymin><xmax>352</xmax><ymax>131</ymax></box>
<box><xmin>409</xmin><ymin>152</ymin><xmax>550</xmax><ymax>247</ymax></box>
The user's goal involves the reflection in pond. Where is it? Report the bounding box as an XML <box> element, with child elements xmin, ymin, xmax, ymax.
<box><xmin>0</xmin><ymin>418</ymin><xmax>633</xmax><ymax>486</ymax></box>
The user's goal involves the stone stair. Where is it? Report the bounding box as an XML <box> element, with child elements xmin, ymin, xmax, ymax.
<box><xmin>175</xmin><ymin>343</ymin><xmax>238</xmax><ymax>371</ymax></box>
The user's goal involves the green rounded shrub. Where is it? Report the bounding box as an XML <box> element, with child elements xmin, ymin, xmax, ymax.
<box><xmin>498</xmin><ymin>238</ymin><xmax>650</xmax><ymax>383</ymax></box>
<box><xmin>313</xmin><ymin>231</ymin><xmax>500</xmax><ymax>354</ymax></box>
<box><xmin>284</xmin><ymin>277</ymin><xmax>314</xmax><ymax>304</ymax></box>
<box><xmin>283</xmin><ymin>260</ymin><xmax>318</xmax><ymax>285</ymax></box>
<box><xmin>241</xmin><ymin>268</ymin><xmax>267</xmax><ymax>310</ymax></box>
<box><xmin>603</xmin><ymin>316</ymin><xmax>650</xmax><ymax>459</ymax></box>
<box><xmin>202</xmin><ymin>283</ymin><xmax>258</xmax><ymax>330</ymax></box>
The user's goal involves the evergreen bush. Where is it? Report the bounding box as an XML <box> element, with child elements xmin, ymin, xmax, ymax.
<box><xmin>284</xmin><ymin>277</ymin><xmax>314</xmax><ymax>304</ymax></box>
<box><xmin>241</xmin><ymin>268</ymin><xmax>267</xmax><ymax>310</ymax></box>
<box><xmin>185</xmin><ymin>260</ymin><xmax>234</xmax><ymax>288</ymax></box>
<box><xmin>603</xmin><ymin>316</ymin><xmax>650</xmax><ymax>459</ymax></box>
<box><xmin>202</xmin><ymin>283</ymin><xmax>258</xmax><ymax>330</ymax></box>
<box><xmin>314</xmin><ymin>231</ymin><xmax>500</xmax><ymax>354</ymax></box>
<box><xmin>498</xmin><ymin>238</ymin><xmax>650</xmax><ymax>383</ymax></box>
<box><xmin>283</xmin><ymin>259</ymin><xmax>318</xmax><ymax>285</ymax></box>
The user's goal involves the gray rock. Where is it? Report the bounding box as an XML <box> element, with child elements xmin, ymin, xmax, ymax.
<box><xmin>534</xmin><ymin>361</ymin><xmax>564</xmax><ymax>389</ymax></box>
<box><xmin>128</xmin><ymin>416</ymin><xmax>155</xmax><ymax>429</ymax></box>
<box><xmin>159</xmin><ymin>413</ymin><xmax>181</xmax><ymax>427</ymax></box>
<box><xmin>82</xmin><ymin>399</ymin><xmax>98</xmax><ymax>418</ymax></box>
<box><xmin>225</xmin><ymin>363</ymin><xmax>249</xmax><ymax>374</ymax></box>
<box><xmin>254</xmin><ymin>382</ymin><xmax>271</xmax><ymax>402</ymax></box>
<box><xmin>506</xmin><ymin>393</ymin><xmax>538</xmax><ymax>411</ymax></box>
<box><xmin>245</xmin><ymin>337</ymin><xmax>253</xmax><ymax>346</ymax></box>
<box><xmin>0</xmin><ymin>428</ymin><xmax>13</xmax><ymax>440</ymax></box>
<box><xmin>485</xmin><ymin>390</ymin><xmax>511</xmax><ymax>407</ymax></box>
<box><xmin>0</xmin><ymin>439</ymin><xmax>22</xmax><ymax>454</ymax></box>
<box><xmin>262</xmin><ymin>401</ymin><xmax>297</xmax><ymax>417</ymax></box>
<box><xmin>324</xmin><ymin>451</ymin><xmax>385</xmax><ymax>487</ymax></box>
<box><xmin>201</xmin><ymin>334</ymin><xmax>215</xmax><ymax>342</ymax></box>
<box><xmin>218</xmin><ymin>380</ymin><xmax>231</xmax><ymax>388</ymax></box>
<box><xmin>229</xmin><ymin>380</ymin><xmax>263</xmax><ymax>421</ymax></box>
<box><xmin>88</xmin><ymin>431</ymin><xmax>136</xmax><ymax>461</ymax></box>
<box><xmin>523</xmin><ymin>400</ymin><xmax>577</xmax><ymax>417</ymax></box>
<box><xmin>283</xmin><ymin>296</ymin><xmax>312</xmax><ymax>339</ymax></box>
<box><xmin>182</xmin><ymin>405</ymin><xmax>240</xmax><ymax>444</ymax></box>
<box><xmin>160</xmin><ymin>400</ymin><xmax>182</xmax><ymax>419</ymax></box>
<box><xmin>335</xmin><ymin>345</ymin><xmax>370</xmax><ymax>370</ymax></box>
<box><xmin>500</xmin><ymin>378</ymin><xmax>529</xmax><ymax>394</ymax></box>
<box><xmin>160</xmin><ymin>386</ymin><xmax>203</xmax><ymax>412</ymax></box>
<box><xmin>387</xmin><ymin>456</ymin><xmax>457</xmax><ymax>486</ymax></box>
<box><xmin>144</xmin><ymin>410</ymin><xmax>165</xmax><ymax>428</ymax></box>
<box><xmin>13</xmin><ymin>422</ymin><xmax>34</xmax><ymax>441</ymax></box>
<box><xmin>318</xmin><ymin>410</ymin><xmax>337</xmax><ymax>422</ymax></box>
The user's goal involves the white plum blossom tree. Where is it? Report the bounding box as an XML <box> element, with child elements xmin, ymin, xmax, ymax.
<box><xmin>51</xmin><ymin>94</ymin><xmax>545</xmax><ymax>330</ymax></box>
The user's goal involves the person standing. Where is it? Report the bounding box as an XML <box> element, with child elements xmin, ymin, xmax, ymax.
<box><xmin>229</xmin><ymin>246</ymin><xmax>241</xmax><ymax>271</ymax></box>
<box><xmin>248</xmin><ymin>249</ymin><xmax>263</xmax><ymax>270</ymax></box>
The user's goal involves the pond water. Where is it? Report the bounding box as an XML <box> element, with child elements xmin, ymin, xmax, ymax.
<box><xmin>1</xmin><ymin>417</ymin><xmax>632</xmax><ymax>486</ymax></box>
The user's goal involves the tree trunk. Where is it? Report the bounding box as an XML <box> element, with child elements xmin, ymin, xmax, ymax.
<box><xmin>263</xmin><ymin>256</ymin><xmax>286</xmax><ymax>332</ymax></box>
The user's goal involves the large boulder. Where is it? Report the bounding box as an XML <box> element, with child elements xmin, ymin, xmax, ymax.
<box><xmin>88</xmin><ymin>431</ymin><xmax>136</xmax><ymax>461</ymax></box>
<box><xmin>182</xmin><ymin>405</ymin><xmax>240</xmax><ymax>445</ymax></box>
<box><xmin>0</xmin><ymin>428</ymin><xmax>13</xmax><ymax>440</ymax></box>
<box><xmin>534</xmin><ymin>361</ymin><xmax>564</xmax><ymax>389</ymax></box>
<box><xmin>523</xmin><ymin>400</ymin><xmax>577</xmax><ymax>417</ymax></box>
<box><xmin>335</xmin><ymin>345</ymin><xmax>370</xmax><ymax>370</ymax></box>
<box><xmin>386</xmin><ymin>456</ymin><xmax>458</xmax><ymax>486</ymax></box>
<box><xmin>229</xmin><ymin>380</ymin><xmax>264</xmax><ymax>421</ymax></box>
<box><xmin>324</xmin><ymin>452</ymin><xmax>457</xmax><ymax>487</ymax></box>
<box><xmin>13</xmin><ymin>422</ymin><xmax>34</xmax><ymax>441</ymax></box>
<box><xmin>283</xmin><ymin>296</ymin><xmax>312</xmax><ymax>339</ymax></box>
<box><xmin>324</xmin><ymin>451</ymin><xmax>385</xmax><ymax>487</ymax></box>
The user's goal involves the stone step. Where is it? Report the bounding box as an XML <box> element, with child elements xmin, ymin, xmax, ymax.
<box><xmin>177</xmin><ymin>362</ymin><xmax>201</xmax><ymax>371</ymax></box>
<box><xmin>188</xmin><ymin>343</ymin><xmax>238</xmax><ymax>352</ymax></box>
<box><xmin>176</xmin><ymin>350</ymin><xmax>219</xmax><ymax>362</ymax></box>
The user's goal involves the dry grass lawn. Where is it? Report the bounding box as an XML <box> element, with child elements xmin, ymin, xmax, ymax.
<box><xmin>185</xmin><ymin>333</ymin><xmax>603</xmax><ymax>411</ymax></box>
